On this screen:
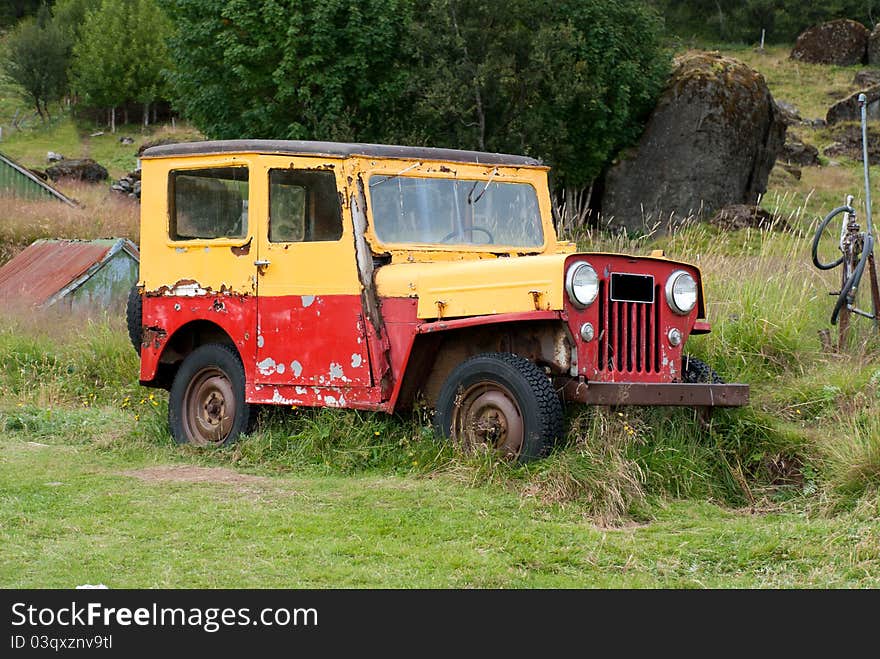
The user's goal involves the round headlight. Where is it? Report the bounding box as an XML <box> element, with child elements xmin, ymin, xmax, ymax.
<box><xmin>565</xmin><ymin>261</ymin><xmax>599</xmax><ymax>308</ymax></box>
<box><xmin>665</xmin><ymin>270</ymin><xmax>697</xmax><ymax>315</ymax></box>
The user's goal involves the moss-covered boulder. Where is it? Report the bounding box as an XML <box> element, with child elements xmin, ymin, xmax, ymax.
<box><xmin>790</xmin><ymin>19</ymin><xmax>868</xmax><ymax>65</ymax></box>
<box><xmin>600</xmin><ymin>52</ymin><xmax>785</xmax><ymax>233</ymax></box>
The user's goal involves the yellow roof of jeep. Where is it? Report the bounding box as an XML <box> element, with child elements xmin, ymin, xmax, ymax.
<box><xmin>140</xmin><ymin>139</ymin><xmax>544</xmax><ymax>167</ymax></box>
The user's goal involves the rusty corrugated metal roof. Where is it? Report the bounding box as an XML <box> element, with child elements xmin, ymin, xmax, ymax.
<box><xmin>0</xmin><ymin>239</ymin><xmax>139</xmax><ymax>307</ymax></box>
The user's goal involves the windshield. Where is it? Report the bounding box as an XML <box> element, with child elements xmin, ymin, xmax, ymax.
<box><xmin>368</xmin><ymin>175</ymin><xmax>544</xmax><ymax>248</ymax></box>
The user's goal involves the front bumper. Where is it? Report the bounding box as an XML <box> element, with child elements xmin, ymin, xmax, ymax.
<box><xmin>560</xmin><ymin>378</ymin><xmax>749</xmax><ymax>407</ymax></box>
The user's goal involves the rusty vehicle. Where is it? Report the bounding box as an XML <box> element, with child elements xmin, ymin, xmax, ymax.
<box><xmin>127</xmin><ymin>140</ymin><xmax>748</xmax><ymax>461</ymax></box>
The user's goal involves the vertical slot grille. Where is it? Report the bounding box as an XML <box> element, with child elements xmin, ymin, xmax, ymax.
<box><xmin>596</xmin><ymin>283</ymin><xmax>661</xmax><ymax>374</ymax></box>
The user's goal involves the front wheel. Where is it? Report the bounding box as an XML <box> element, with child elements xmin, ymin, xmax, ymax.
<box><xmin>433</xmin><ymin>352</ymin><xmax>563</xmax><ymax>462</ymax></box>
<box><xmin>168</xmin><ymin>343</ymin><xmax>252</xmax><ymax>447</ymax></box>
<box><xmin>681</xmin><ymin>354</ymin><xmax>724</xmax><ymax>384</ymax></box>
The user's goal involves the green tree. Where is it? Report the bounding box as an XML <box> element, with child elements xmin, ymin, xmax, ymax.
<box><xmin>4</xmin><ymin>4</ymin><xmax>70</xmax><ymax>120</ymax></box>
<box><xmin>0</xmin><ymin>0</ymin><xmax>49</xmax><ymax>30</ymax></box>
<box><xmin>163</xmin><ymin>0</ymin><xmax>668</xmax><ymax>203</ymax></box>
<box><xmin>654</xmin><ymin>0</ymin><xmax>880</xmax><ymax>43</ymax></box>
<box><xmin>161</xmin><ymin>0</ymin><xmax>414</xmax><ymax>141</ymax></box>
<box><xmin>52</xmin><ymin>0</ymin><xmax>101</xmax><ymax>44</ymax></box>
<box><xmin>71</xmin><ymin>0</ymin><xmax>171</xmax><ymax>130</ymax></box>
<box><xmin>400</xmin><ymin>0</ymin><xmax>669</xmax><ymax>189</ymax></box>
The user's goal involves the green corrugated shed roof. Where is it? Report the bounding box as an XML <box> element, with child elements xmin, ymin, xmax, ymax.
<box><xmin>0</xmin><ymin>151</ymin><xmax>77</xmax><ymax>206</ymax></box>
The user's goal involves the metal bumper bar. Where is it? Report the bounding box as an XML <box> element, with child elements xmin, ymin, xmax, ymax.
<box><xmin>561</xmin><ymin>379</ymin><xmax>749</xmax><ymax>407</ymax></box>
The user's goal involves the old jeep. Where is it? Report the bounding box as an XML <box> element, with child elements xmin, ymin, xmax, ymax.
<box><xmin>129</xmin><ymin>140</ymin><xmax>748</xmax><ymax>460</ymax></box>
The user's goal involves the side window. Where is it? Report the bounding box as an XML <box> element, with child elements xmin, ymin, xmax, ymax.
<box><xmin>269</xmin><ymin>169</ymin><xmax>342</xmax><ymax>242</ymax></box>
<box><xmin>169</xmin><ymin>167</ymin><xmax>249</xmax><ymax>240</ymax></box>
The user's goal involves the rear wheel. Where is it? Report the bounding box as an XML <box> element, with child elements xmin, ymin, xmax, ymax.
<box><xmin>434</xmin><ymin>352</ymin><xmax>563</xmax><ymax>462</ymax></box>
<box><xmin>126</xmin><ymin>284</ymin><xmax>142</xmax><ymax>355</ymax></box>
<box><xmin>168</xmin><ymin>343</ymin><xmax>252</xmax><ymax>447</ymax></box>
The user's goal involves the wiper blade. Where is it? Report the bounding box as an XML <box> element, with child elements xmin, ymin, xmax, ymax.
<box><xmin>467</xmin><ymin>168</ymin><xmax>499</xmax><ymax>205</ymax></box>
<box><xmin>369</xmin><ymin>162</ymin><xmax>421</xmax><ymax>187</ymax></box>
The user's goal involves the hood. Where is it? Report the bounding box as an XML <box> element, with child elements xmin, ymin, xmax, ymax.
<box><xmin>373</xmin><ymin>253</ymin><xmax>569</xmax><ymax>319</ymax></box>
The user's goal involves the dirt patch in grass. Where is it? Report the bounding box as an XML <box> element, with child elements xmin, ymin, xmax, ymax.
<box><xmin>122</xmin><ymin>465</ymin><xmax>274</xmax><ymax>488</ymax></box>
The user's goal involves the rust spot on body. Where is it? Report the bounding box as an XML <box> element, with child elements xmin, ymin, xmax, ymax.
<box><xmin>230</xmin><ymin>237</ymin><xmax>252</xmax><ymax>256</ymax></box>
<box><xmin>142</xmin><ymin>325</ymin><xmax>167</xmax><ymax>350</ymax></box>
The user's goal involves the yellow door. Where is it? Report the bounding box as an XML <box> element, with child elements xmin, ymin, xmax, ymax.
<box><xmin>252</xmin><ymin>156</ymin><xmax>372</xmax><ymax>387</ymax></box>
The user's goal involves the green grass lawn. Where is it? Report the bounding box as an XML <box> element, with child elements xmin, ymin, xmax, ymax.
<box><xmin>2</xmin><ymin>425</ymin><xmax>878</xmax><ymax>589</ymax></box>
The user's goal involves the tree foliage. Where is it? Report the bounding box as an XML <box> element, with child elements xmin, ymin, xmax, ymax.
<box><xmin>401</xmin><ymin>0</ymin><xmax>669</xmax><ymax>187</ymax></box>
<box><xmin>3</xmin><ymin>4</ymin><xmax>69</xmax><ymax>119</ymax></box>
<box><xmin>0</xmin><ymin>0</ymin><xmax>49</xmax><ymax>29</ymax></box>
<box><xmin>71</xmin><ymin>0</ymin><xmax>171</xmax><ymax>113</ymax></box>
<box><xmin>160</xmin><ymin>0</ymin><xmax>414</xmax><ymax>142</ymax></box>
<box><xmin>654</xmin><ymin>0</ymin><xmax>880</xmax><ymax>44</ymax></box>
<box><xmin>162</xmin><ymin>0</ymin><xmax>668</xmax><ymax>189</ymax></box>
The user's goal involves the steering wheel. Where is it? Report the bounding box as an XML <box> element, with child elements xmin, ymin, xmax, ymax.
<box><xmin>439</xmin><ymin>226</ymin><xmax>495</xmax><ymax>244</ymax></box>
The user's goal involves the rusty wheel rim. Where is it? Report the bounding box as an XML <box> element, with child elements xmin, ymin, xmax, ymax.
<box><xmin>182</xmin><ymin>366</ymin><xmax>235</xmax><ymax>446</ymax></box>
<box><xmin>452</xmin><ymin>381</ymin><xmax>524</xmax><ymax>458</ymax></box>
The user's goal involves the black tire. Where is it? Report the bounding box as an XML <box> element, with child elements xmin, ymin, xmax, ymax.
<box><xmin>126</xmin><ymin>284</ymin><xmax>142</xmax><ymax>355</ymax></box>
<box><xmin>434</xmin><ymin>352</ymin><xmax>563</xmax><ymax>462</ymax></box>
<box><xmin>681</xmin><ymin>354</ymin><xmax>724</xmax><ymax>384</ymax></box>
<box><xmin>168</xmin><ymin>343</ymin><xmax>252</xmax><ymax>447</ymax></box>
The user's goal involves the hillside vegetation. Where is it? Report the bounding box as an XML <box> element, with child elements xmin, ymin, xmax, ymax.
<box><xmin>1</xmin><ymin>43</ymin><xmax>880</xmax><ymax>587</ymax></box>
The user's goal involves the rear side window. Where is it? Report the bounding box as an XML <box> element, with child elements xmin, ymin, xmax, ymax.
<box><xmin>269</xmin><ymin>169</ymin><xmax>342</xmax><ymax>242</ymax></box>
<box><xmin>169</xmin><ymin>167</ymin><xmax>249</xmax><ymax>240</ymax></box>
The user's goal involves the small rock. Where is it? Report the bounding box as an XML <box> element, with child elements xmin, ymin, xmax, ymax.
<box><xmin>776</xmin><ymin>101</ymin><xmax>803</xmax><ymax>126</ymax></box>
<box><xmin>827</xmin><ymin>85</ymin><xmax>880</xmax><ymax>124</ymax></box>
<box><xmin>119</xmin><ymin>136</ymin><xmax>134</xmax><ymax>145</ymax></box>
<box><xmin>780</xmin><ymin>163</ymin><xmax>802</xmax><ymax>180</ymax></box>
<box><xmin>46</xmin><ymin>151</ymin><xmax>64</xmax><ymax>162</ymax></box>
<box><xmin>779</xmin><ymin>135</ymin><xmax>820</xmax><ymax>166</ymax></box>
<box><xmin>854</xmin><ymin>69</ymin><xmax>880</xmax><ymax>87</ymax></box>
<box><xmin>822</xmin><ymin>123</ymin><xmax>880</xmax><ymax>163</ymax></box>
<box><xmin>90</xmin><ymin>131</ymin><xmax>104</xmax><ymax>137</ymax></box>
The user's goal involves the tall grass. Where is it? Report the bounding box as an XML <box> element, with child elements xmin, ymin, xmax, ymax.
<box><xmin>0</xmin><ymin>181</ymin><xmax>139</xmax><ymax>265</ymax></box>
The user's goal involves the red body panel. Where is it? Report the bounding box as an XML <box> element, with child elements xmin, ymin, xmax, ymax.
<box><xmin>255</xmin><ymin>294</ymin><xmax>372</xmax><ymax>387</ymax></box>
<box><xmin>140</xmin><ymin>293</ymin><xmax>256</xmax><ymax>383</ymax></box>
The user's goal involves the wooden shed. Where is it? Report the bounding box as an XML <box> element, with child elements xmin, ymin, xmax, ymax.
<box><xmin>0</xmin><ymin>238</ymin><xmax>139</xmax><ymax>312</ymax></box>
<box><xmin>0</xmin><ymin>151</ymin><xmax>77</xmax><ymax>206</ymax></box>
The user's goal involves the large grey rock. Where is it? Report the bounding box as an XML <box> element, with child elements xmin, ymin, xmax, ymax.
<box><xmin>45</xmin><ymin>158</ymin><xmax>108</xmax><ymax>183</ymax></box>
<box><xmin>790</xmin><ymin>19</ymin><xmax>868</xmax><ymax>65</ymax></box>
<box><xmin>826</xmin><ymin>85</ymin><xmax>880</xmax><ymax>124</ymax></box>
<box><xmin>600</xmin><ymin>52</ymin><xmax>786</xmax><ymax>233</ymax></box>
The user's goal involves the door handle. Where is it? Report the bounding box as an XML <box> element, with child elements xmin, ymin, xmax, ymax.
<box><xmin>254</xmin><ymin>259</ymin><xmax>271</xmax><ymax>267</ymax></box>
